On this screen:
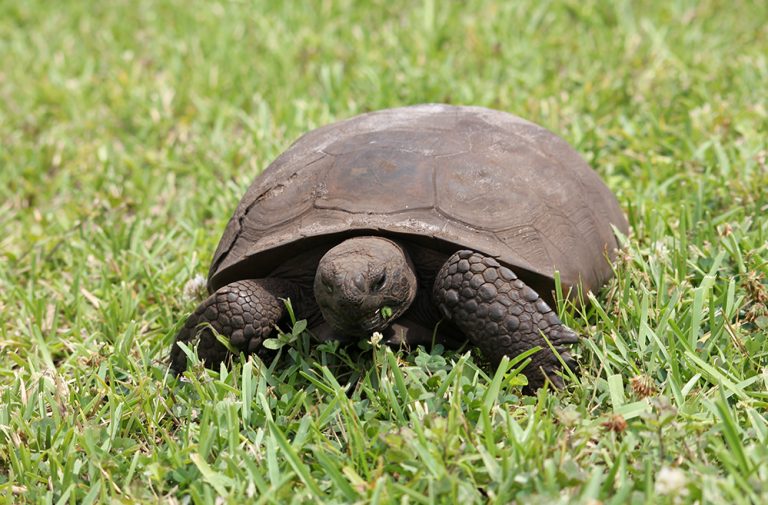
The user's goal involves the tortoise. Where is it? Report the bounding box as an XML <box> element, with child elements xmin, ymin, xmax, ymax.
<box><xmin>171</xmin><ymin>104</ymin><xmax>627</xmax><ymax>389</ymax></box>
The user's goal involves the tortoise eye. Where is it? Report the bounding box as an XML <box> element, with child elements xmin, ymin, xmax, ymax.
<box><xmin>320</xmin><ymin>274</ymin><xmax>334</xmax><ymax>293</ymax></box>
<box><xmin>371</xmin><ymin>271</ymin><xmax>387</xmax><ymax>292</ymax></box>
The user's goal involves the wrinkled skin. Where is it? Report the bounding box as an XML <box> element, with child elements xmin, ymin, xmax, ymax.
<box><xmin>314</xmin><ymin>237</ymin><xmax>417</xmax><ymax>336</ymax></box>
<box><xmin>172</xmin><ymin>236</ymin><xmax>578</xmax><ymax>390</ymax></box>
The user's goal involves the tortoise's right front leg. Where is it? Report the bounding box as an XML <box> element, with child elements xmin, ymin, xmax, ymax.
<box><xmin>170</xmin><ymin>279</ymin><xmax>297</xmax><ymax>372</ymax></box>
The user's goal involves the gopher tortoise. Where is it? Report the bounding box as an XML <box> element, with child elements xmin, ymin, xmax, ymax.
<box><xmin>171</xmin><ymin>104</ymin><xmax>627</xmax><ymax>389</ymax></box>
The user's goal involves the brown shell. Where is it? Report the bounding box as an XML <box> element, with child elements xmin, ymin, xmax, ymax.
<box><xmin>208</xmin><ymin>104</ymin><xmax>628</xmax><ymax>297</ymax></box>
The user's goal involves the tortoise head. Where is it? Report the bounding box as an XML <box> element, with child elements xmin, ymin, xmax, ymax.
<box><xmin>314</xmin><ymin>237</ymin><xmax>417</xmax><ymax>336</ymax></box>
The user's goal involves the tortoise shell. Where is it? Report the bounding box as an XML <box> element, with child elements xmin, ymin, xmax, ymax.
<box><xmin>207</xmin><ymin>104</ymin><xmax>627</xmax><ymax>298</ymax></box>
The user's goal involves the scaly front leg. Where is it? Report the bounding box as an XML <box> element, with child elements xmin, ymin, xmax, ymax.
<box><xmin>433</xmin><ymin>250</ymin><xmax>578</xmax><ymax>390</ymax></box>
<box><xmin>171</xmin><ymin>278</ymin><xmax>297</xmax><ymax>371</ymax></box>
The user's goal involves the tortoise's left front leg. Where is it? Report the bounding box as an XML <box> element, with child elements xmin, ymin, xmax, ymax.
<box><xmin>433</xmin><ymin>250</ymin><xmax>579</xmax><ymax>390</ymax></box>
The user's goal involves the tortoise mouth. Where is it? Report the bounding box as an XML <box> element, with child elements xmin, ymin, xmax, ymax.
<box><xmin>322</xmin><ymin>305</ymin><xmax>394</xmax><ymax>336</ymax></box>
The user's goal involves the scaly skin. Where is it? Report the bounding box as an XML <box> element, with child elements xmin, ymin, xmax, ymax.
<box><xmin>170</xmin><ymin>279</ymin><xmax>296</xmax><ymax>371</ymax></box>
<box><xmin>433</xmin><ymin>250</ymin><xmax>578</xmax><ymax>389</ymax></box>
<box><xmin>172</xmin><ymin>241</ymin><xmax>579</xmax><ymax>392</ymax></box>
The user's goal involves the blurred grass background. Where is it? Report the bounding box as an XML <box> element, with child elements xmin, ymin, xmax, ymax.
<box><xmin>1</xmin><ymin>0</ymin><xmax>767</xmax><ymax>503</ymax></box>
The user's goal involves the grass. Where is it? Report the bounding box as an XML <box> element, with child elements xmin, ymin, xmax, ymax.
<box><xmin>1</xmin><ymin>0</ymin><xmax>767</xmax><ymax>503</ymax></box>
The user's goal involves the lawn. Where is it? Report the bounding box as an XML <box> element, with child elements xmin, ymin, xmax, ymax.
<box><xmin>1</xmin><ymin>0</ymin><xmax>767</xmax><ymax>503</ymax></box>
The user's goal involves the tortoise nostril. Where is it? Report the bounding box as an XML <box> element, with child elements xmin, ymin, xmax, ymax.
<box><xmin>353</xmin><ymin>273</ymin><xmax>366</xmax><ymax>292</ymax></box>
